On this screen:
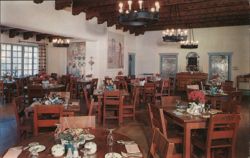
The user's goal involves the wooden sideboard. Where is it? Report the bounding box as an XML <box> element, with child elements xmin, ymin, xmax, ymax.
<box><xmin>176</xmin><ymin>72</ymin><xmax>208</xmax><ymax>91</ymax></box>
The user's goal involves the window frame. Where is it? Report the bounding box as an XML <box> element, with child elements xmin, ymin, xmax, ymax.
<box><xmin>0</xmin><ymin>43</ymin><xmax>39</xmax><ymax>77</ymax></box>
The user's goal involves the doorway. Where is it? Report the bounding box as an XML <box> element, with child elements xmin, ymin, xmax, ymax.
<box><xmin>128</xmin><ymin>53</ymin><xmax>135</xmax><ymax>77</ymax></box>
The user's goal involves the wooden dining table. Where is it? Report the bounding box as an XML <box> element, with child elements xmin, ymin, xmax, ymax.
<box><xmin>15</xmin><ymin>128</ymin><xmax>144</xmax><ymax>158</ymax></box>
<box><xmin>163</xmin><ymin>108</ymin><xmax>208</xmax><ymax>158</ymax></box>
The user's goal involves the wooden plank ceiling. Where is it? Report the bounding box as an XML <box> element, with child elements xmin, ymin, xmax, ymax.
<box><xmin>0</xmin><ymin>25</ymin><xmax>70</xmax><ymax>41</ymax></box>
<box><xmin>34</xmin><ymin>0</ymin><xmax>250</xmax><ymax>36</ymax></box>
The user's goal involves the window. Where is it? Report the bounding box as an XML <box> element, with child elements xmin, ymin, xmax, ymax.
<box><xmin>0</xmin><ymin>43</ymin><xmax>39</xmax><ymax>77</ymax></box>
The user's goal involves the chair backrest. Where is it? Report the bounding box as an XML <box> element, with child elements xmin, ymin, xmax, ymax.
<box><xmin>104</xmin><ymin>90</ymin><xmax>122</xmax><ymax>106</ymax></box>
<box><xmin>60</xmin><ymin>116</ymin><xmax>96</xmax><ymax>131</ymax></box>
<box><xmin>144</xmin><ymin>83</ymin><xmax>156</xmax><ymax>94</ymax></box>
<box><xmin>33</xmin><ymin>105</ymin><xmax>63</xmax><ymax>136</ymax></box>
<box><xmin>206</xmin><ymin>113</ymin><xmax>240</xmax><ymax>150</ymax></box>
<box><xmin>148</xmin><ymin>104</ymin><xmax>167</xmax><ymax>137</ymax></box>
<box><xmin>13</xmin><ymin>96</ymin><xmax>26</xmax><ymax>131</ymax></box>
<box><xmin>88</xmin><ymin>99</ymin><xmax>95</xmax><ymax>116</ymax></box>
<box><xmin>229</xmin><ymin>91</ymin><xmax>242</xmax><ymax>103</ymax></box>
<box><xmin>0</xmin><ymin>80</ymin><xmax>4</xmax><ymax>92</ymax></box>
<box><xmin>161</xmin><ymin>79</ymin><xmax>170</xmax><ymax>96</ymax></box>
<box><xmin>16</xmin><ymin>79</ymin><xmax>24</xmax><ymax>96</ymax></box>
<box><xmin>221</xmin><ymin>100</ymin><xmax>240</xmax><ymax>113</ymax></box>
<box><xmin>28</xmin><ymin>84</ymin><xmax>44</xmax><ymax>104</ymax></box>
<box><xmin>91</xmin><ymin>78</ymin><xmax>98</xmax><ymax>90</ymax></box>
<box><xmin>132</xmin><ymin>87</ymin><xmax>139</xmax><ymax>107</ymax></box>
<box><xmin>83</xmin><ymin>88</ymin><xmax>91</xmax><ymax>110</ymax></box>
<box><xmin>149</xmin><ymin>128</ymin><xmax>175</xmax><ymax>158</ymax></box>
<box><xmin>161</xmin><ymin>96</ymin><xmax>181</xmax><ymax>107</ymax></box>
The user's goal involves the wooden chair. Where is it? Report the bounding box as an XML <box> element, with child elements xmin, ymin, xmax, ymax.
<box><xmin>28</xmin><ymin>84</ymin><xmax>44</xmax><ymax>104</ymax></box>
<box><xmin>191</xmin><ymin>113</ymin><xmax>240</xmax><ymax>158</ymax></box>
<box><xmin>59</xmin><ymin>116</ymin><xmax>96</xmax><ymax>131</ymax></box>
<box><xmin>161</xmin><ymin>96</ymin><xmax>181</xmax><ymax>107</ymax></box>
<box><xmin>229</xmin><ymin>91</ymin><xmax>242</xmax><ymax>103</ymax></box>
<box><xmin>83</xmin><ymin>88</ymin><xmax>91</xmax><ymax>110</ymax></box>
<box><xmin>148</xmin><ymin>104</ymin><xmax>182</xmax><ymax>144</ymax></box>
<box><xmin>69</xmin><ymin>78</ymin><xmax>77</xmax><ymax>99</ymax></box>
<box><xmin>33</xmin><ymin>105</ymin><xmax>63</xmax><ymax>136</ymax></box>
<box><xmin>149</xmin><ymin>128</ymin><xmax>182</xmax><ymax>158</ymax></box>
<box><xmin>155</xmin><ymin>79</ymin><xmax>171</xmax><ymax>103</ymax></box>
<box><xmin>103</xmin><ymin>90</ymin><xmax>123</xmax><ymax>126</ymax></box>
<box><xmin>122</xmin><ymin>87</ymin><xmax>139</xmax><ymax>121</ymax></box>
<box><xmin>15</xmin><ymin>79</ymin><xmax>24</xmax><ymax>96</ymax></box>
<box><xmin>221</xmin><ymin>100</ymin><xmax>241</xmax><ymax>114</ymax></box>
<box><xmin>90</xmin><ymin>78</ymin><xmax>98</xmax><ymax>94</ymax></box>
<box><xmin>143</xmin><ymin>83</ymin><xmax>156</xmax><ymax>104</ymax></box>
<box><xmin>13</xmin><ymin>96</ymin><xmax>32</xmax><ymax>141</ymax></box>
<box><xmin>0</xmin><ymin>80</ymin><xmax>5</xmax><ymax>103</ymax></box>
<box><xmin>169</xmin><ymin>77</ymin><xmax>176</xmax><ymax>95</ymax></box>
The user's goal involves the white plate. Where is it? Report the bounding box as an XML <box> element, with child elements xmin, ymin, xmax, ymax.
<box><xmin>105</xmin><ymin>152</ymin><xmax>122</xmax><ymax>158</ymax></box>
<box><xmin>29</xmin><ymin>145</ymin><xmax>46</xmax><ymax>153</ymax></box>
<box><xmin>28</xmin><ymin>142</ymin><xmax>39</xmax><ymax>147</ymax></box>
<box><xmin>84</xmin><ymin>134</ymin><xmax>95</xmax><ymax>141</ymax></box>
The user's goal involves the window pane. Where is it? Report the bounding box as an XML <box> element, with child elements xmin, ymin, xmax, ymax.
<box><xmin>13</xmin><ymin>46</ymin><xmax>17</xmax><ymax>51</ymax></box>
<box><xmin>29</xmin><ymin>47</ymin><xmax>32</xmax><ymax>52</ymax></box>
<box><xmin>18</xmin><ymin>51</ymin><xmax>22</xmax><ymax>57</ymax></box>
<box><xmin>6</xmin><ymin>45</ymin><xmax>11</xmax><ymax>50</ymax></box>
<box><xmin>1</xmin><ymin>44</ymin><xmax>6</xmax><ymax>50</ymax></box>
<box><xmin>6</xmin><ymin>58</ymin><xmax>11</xmax><ymax>63</ymax></box>
<box><xmin>6</xmin><ymin>64</ymin><xmax>11</xmax><ymax>69</ymax></box>
<box><xmin>18</xmin><ymin>64</ymin><xmax>22</xmax><ymax>69</ymax></box>
<box><xmin>34</xmin><ymin>47</ymin><xmax>38</xmax><ymax>53</ymax></box>
<box><xmin>1</xmin><ymin>58</ymin><xmax>6</xmax><ymax>63</ymax></box>
<box><xmin>13</xmin><ymin>51</ymin><xmax>18</xmax><ymax>57</ymax></box>
<box><xmin>6</xmin><ymin>51</ymin><xmax>11</xmax><ymax>57</ymax></box>
<box><xmin>18</xmin><ymin>46</ymin><xmax>22</xmax><ymax>51</ymax></box>
<box><xmin>13</xmin><ymin>58</ymin><xmax>18</xmax><ymax>63</ymax></box>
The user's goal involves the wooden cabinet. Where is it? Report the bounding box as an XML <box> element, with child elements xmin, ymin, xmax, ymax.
<box><xmin>176</xmin><ymin>72</ymin><xmax>208</xmax><ymax>91</ymax></box>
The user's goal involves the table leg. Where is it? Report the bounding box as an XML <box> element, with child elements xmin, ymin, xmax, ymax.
<box><xmin>184</xmin><ymin>123</ymin><xmax>192</xmax><ymax>158</ymax></box>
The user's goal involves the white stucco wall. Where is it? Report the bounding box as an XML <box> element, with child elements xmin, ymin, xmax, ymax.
<box><xmin>135</xmin><ymin>26</ymin><xmax>250</xmax><ymax>82</ymax></box>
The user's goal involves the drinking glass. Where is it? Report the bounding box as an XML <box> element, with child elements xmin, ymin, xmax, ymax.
<box><xmin>107</xmin><ymin>128</ymin><xmax>115</xmax><ymax>154</ymax></box>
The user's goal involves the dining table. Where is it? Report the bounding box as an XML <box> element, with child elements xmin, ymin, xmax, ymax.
<box><xmin>6</xmin><ymin>128</ymin><xmax>144</xmax><ymax>158</ymax></box>
<box><xmin>163</xmin><ymin>108</ymin><xmax>209</xmax><ymax>158</ymax></box>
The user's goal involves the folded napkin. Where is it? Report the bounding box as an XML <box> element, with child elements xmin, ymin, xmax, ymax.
<box><xmin>125</xmin><ymin>144</ymin><xmax>140</xmax><ymax>154</ymax></box>
<box><xmin>3</xmin><ymin>146</ymin><xmax>22</xmax><ymax>158</ymax></box>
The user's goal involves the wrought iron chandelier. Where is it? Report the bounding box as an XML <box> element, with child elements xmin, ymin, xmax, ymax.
<box><xmin>52</xmin><ymin>38</ymin><xmax>70</xmax><ymax>47</ymax></box>
<box><xmin>162</xmin><ymin>29</ymin><xmax>188</xmax><ymax>42</ymax></box>
<box><xmin>162</xmin><ymin>5</ymin><xmax>187</xmax><ymax>42</ymax></box>
<box><xmin>118</xmin><ymin>0</ymin><xmax>160</xmax><ymax>26</ymax></box>
<box><xmin>180</xmin><ymin>29</ymin><xmax>198</xmax><ymax>49</ymax></box>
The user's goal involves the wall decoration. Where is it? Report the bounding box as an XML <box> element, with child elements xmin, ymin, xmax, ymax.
<box><xmin>107</xmin><ymin>32</ymin><xmax>124</xmax><ymax>69</ymax></box>
<box><xmin>67</xmin><ymin>42</ymin><xmax>86</xmax><ymax>77</ymax></box>
<box><xmin>160</xmin><ymin>54</ymin><xmax>178</xmax><ymax>78</ymax></box>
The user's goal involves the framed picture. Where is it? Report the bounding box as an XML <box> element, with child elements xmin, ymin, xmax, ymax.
<box><xmin>107</xmin><ymin>32</ymin><xmax>124</xmax><ymax>69</ymax></box>
<box><xmin>67</xmin><ymin>42</ymin><xmax>86</xmax><ymax>77</ymax></box>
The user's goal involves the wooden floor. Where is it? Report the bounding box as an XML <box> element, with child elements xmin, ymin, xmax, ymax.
<box><xmin>0</xmin><ymin>97</ymin><xmax>249</xmax><ymax>157</ymax></box>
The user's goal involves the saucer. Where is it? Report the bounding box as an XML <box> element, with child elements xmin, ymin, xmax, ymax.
<box><xmin>105</xmin><ymin>152</ymin><xmax>122</xmax><ymax>158</ymax></box>
<box><xmin>29</xmin><ymin>145</ymin><xmax>46</xmax><ymax>153</ymax></box>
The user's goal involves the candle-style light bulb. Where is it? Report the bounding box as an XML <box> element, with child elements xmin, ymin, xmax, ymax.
<box><xmin>138</xmin><ymin>0</ymin><xmax>143</xmax><ymax>10</ymax></box>
<box><xmin>150</xmin><ymin>7</ymin><xmax>155</xmax><ymax>12</ymax></box>
<box><xmin>128</xmin><ymin>0</ymin><xmax>132</xmax><ymax>11</ymax></box>
<box><xmin>119</xmin><ymin>2</ymin><xmax>123</xmax><ymax>13</ymax></box>
<box><xmin>155</xmin><ymin>1</ymin><xmax>160</xmax><ymax>12</ymax></box>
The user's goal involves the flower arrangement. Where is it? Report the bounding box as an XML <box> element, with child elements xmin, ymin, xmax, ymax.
<box><xmin>188</xmin><ymin>90</ymin><xmax>205</xmax><ymax>104</ymax></box>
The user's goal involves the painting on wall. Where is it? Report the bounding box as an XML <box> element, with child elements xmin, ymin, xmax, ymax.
<box><xmin>107</xmin><ymin>32</ymin><xmax>124</xmax><ymax>69</ymax></box>
<box><xmin>160</xmin><ymin>55</ymin><xmax>177</xmax><ymax>78</ymax></box>
<box><xmin>67</xmin><ymin>42</ymin><xmax>86</xmax><ymax>77</ymax></box>
<box><xmin>209</xmin><ymin>54</ymin><xmax>230</xmax><ymax>82</ymax></box>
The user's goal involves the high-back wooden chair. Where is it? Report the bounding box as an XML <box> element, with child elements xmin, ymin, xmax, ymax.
<box><xmin>122</xmin><ymin>87</ymin><xmax>139</xmax><ymax>121</ymax></box>
<box><xmin>155</xmin><ymin>79</ymin><xmax>171</xmax><ymax>103</ymax></box>
<box><xmin>0</xmin><ymin>80</ymin><xmax>5</xmax><ymax>102</ymax></box>
<box><xmin>16</xmin><ymin>79</ymin><xmax>24</xmax><ymax>96</ymax></box>
<box><xmin>13</xmin><ymin>96</ymin><xmax>32</xmax><ymax>141</ymax></box>
<box><xmin>192</xmin><ymin>113</ymin><xmax>240</xmax><ymax>158</ymax></box>
<box><xmin>103</xmin><ymin>90</ymin><xmax>123</xmax><ymax>126</ymax></box>
<box><xmin>59</xmin><ymin>116</ymin><xmax>96</xmax><ymax>131</ymax></box>
<box><xmin>83</xmin><ymin>88</ymin><xmax>91</xmax><ymax>110</ymax></box>
<box><xmin>149</xmin><ymin>128</ymin><xmax>182</xmax><ymax>158</ymax></box>
<box><xmin>169</xmin><ymin>77</ymin><xmax>176</xmax><ymax>95</ymax></box>
<box><xmin>33</xmin><ymin>105</ymin><xmax>63</xmax><ymax>136</ymax></box>
<box><xmin>28</xmin><ymin>84</ymin><xmax>44</xmax><ymax>104</ymax></box>
<box><xmin>161</xmin><ymin>96</ymin><xmax>181</xmax><ymax>107</ymax></box>
<box><xmin>143</xmin><ymin>83</ymin><xmax>156</xmax><ymax>104</ymax></box>
<box><xmin>90</xmin><ymin>78</ymin><xmax>98</xmax><ymax>94</ymax></box>
<box><xmin>229</xmin><ymin>91</ymin><xmax>242</xmax><ymax>103</ymax></box>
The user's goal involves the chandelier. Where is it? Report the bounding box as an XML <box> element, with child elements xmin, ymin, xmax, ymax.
<box><xmin>52</xmin><ymin>38</ymin><xmax>70</xmax><ymax>47</ymax></box>
<box><xmin>162</xmin><ymin>29</ymin><xmax>188</xmax><ymax>42</ymax></box>
<box><xmin>180</xmin><ymin>29</ymin><xmax>198</xmax><ymax>49</ymax></box>
<box><xmin>118</xmin><ymin>0</ymin><xmax>160</xmax><ymax>26</ymax></box>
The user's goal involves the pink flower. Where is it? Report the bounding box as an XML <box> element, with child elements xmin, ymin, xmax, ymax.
<box><xmin>188</xmin><ymin>90</ymin><xmax>205</xmax><ymax>104</ymax></box>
